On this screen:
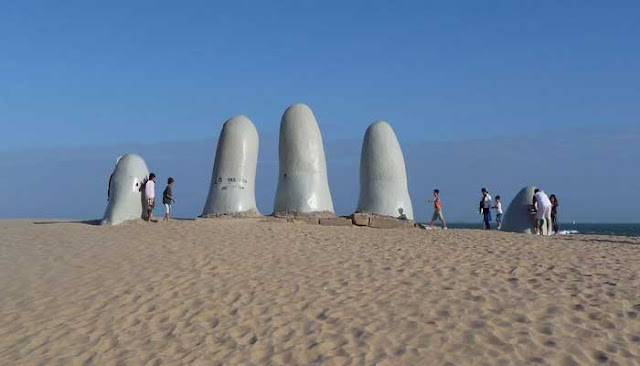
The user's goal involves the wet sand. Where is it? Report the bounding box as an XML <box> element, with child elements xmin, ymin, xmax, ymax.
<box><xmin>1</xmin><ymin>218</ymin><xmax>639</xmax><ymax>365</ymax></box>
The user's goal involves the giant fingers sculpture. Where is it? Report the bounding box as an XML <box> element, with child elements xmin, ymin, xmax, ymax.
<box><xmin>273</xmin><ymin>103</ymin><xmax>334</xmax><ymax>216</ymax></box>
<box><xmin>356</xmin><ymin>121</ymin><xmax>413</xmax><ymax>220</ymax></box>
<box><xmin>102</xmin><ymin>154</ymin><xmax>150</xmax><ymax>225</ymax></box>
<box><xmin>202</xmin><ymin>115</ymin><xmax>260</xmax><ymax>217</ymax></box>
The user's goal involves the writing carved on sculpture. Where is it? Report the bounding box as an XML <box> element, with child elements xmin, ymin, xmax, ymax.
<box><xmin>201</xmin><ymin>115</ymin><xmax>260</xmax><ymax>217</ymax></box>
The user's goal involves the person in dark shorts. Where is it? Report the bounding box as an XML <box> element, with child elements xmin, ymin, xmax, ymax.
<box><xmin>549</xmin><ymin>194</ymin><xmax>559</xmax><ymax>234</ymax></box>
<box><xmin>145</xmin><ymin>173</ymin><xmax>156</xmax><ymax>222</ymax></box>
<box><xmin>163</xmin><ymin>177</ymin><xmax>175</xmax><ymax>222</ymax></box>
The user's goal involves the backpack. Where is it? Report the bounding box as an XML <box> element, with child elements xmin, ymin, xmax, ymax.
<box><xmin>139</xmin><ymin>178</ymin><xmax>148</xmax><ymax>192</ymax></box>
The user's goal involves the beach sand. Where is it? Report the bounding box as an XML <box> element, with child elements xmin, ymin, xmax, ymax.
<box><xmin>1</xmin><ymin>218</ymin><xmax>639</xmax><ymax>365</ymax></box>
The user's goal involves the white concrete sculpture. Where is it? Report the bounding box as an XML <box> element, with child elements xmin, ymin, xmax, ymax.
<box><xmin>102</xmin><ymin>154</ymin><xmax>150</xmax><ymax>225</ymax></box>
<box><xmin>356</xmin><ymin>121</ymin><xmax>414</xmax><ymax>220</ymax></box>
<box><xmin>202</xmin><ymin>115</ymin><xmax>260</xmax><ymax>217</ymax></box>
<box><xmin>502</xmin><ymin>186</ymin><xmax>550</xmax><ymax>234</ymax></box>
<box><xmin>273</xmin><ymin>103</ymin><xmax>334</xmax><ymax>216</ymax></box>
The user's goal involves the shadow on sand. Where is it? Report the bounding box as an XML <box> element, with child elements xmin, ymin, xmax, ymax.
<box><xmin>33</xmin><ymin>218</ymin><xmax>196</xmax><ymax>225</ymax></box>
<box><xmin>563</xmin><ymin>236</ymin><xmax>639</xmax><ymax>246</ymax></box>
<box><xmin>33</xmin><ymin>220</ymin><xmax>101</xmax><ymax>226</ymax></box>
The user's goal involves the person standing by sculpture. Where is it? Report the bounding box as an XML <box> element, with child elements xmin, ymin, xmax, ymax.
<box><xmin>145</xmin><ymin>173</ymin><xmax>156</xmax><ymax>222</ymax></box>
<box><xmin>550</xmin><ymin>194</ymin><xmax>559</xmax><ymax>234</ymax></box>
<box><xmin>533</xmin><ymin>188</ymin><xmax>552</xmax><ymax>235</ymax></box>
<box><xmin>493</xmin><ymin>195</ymin><xmax>503</xmax><ymax>230</ymax></box>
<box><xmin>427</xmin><ymin>189</ymin><xmax>447</xmax><ymax>229</ymax></box>
<box><xmin>107</xmin><ymin>173</ymin><xmax>113</xmax><ymax>201</ymax></box>
<box><xmin>163</xmin><ymin>177</ymin><xmax>175</xmax><ymax>222</ymax></box>
<box><xmin>479</xmin><ymin>188</ymin><xmax>493</xmax><ymax>230</ymax></box>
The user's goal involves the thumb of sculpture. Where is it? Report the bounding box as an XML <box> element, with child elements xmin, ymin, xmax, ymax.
<box><xmin>356</xmin><ymin>121</ymin><xmax>413</xmax><ymax>220</ymax></box>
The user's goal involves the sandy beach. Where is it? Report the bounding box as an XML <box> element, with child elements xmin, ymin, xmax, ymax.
<box><xmin>1</xmin><ymin>219</ymin><xmax>639</xmax><ymax>365</ymax></box>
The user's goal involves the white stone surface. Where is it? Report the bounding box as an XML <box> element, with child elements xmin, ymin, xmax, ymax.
<box><xmin>502</xmin><ymin>186</ymin><xmax>550</xmax><ymax>235</ymax></box>
<box><xmin>273</xmin><ymin>103</ymin><xmax>334</xmax><ymax>216</ymax></box>
<box><xmin>356</xmin><ymin>121</ymin><xmax>413</xmax><ymax>220</ymax></box>
<box><xmin>102</xmin><ymin>154</ymin><xmax>149</xmax><ymax>225</ymax></box>
<box><xmin>202</xmin><ymin>115</ymin><xmax>260</xmax><ymax>217</ymax></box>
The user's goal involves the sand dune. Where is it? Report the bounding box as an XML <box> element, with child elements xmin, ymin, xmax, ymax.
<box><xmin>1</xmin><ymin>219</ymin><xmax>639</xmax><ymax>365</ymax></box>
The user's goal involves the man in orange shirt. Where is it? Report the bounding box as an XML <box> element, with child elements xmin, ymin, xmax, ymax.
<box><xmin>427</xmin><ymin>189</ymin><xmax>447</xmax><ymax>229</ymax></box>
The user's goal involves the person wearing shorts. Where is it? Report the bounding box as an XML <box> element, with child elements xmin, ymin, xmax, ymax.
<box><xmin>162</xmin><ymin>177</ymin><xmax>175</xmax><ymax>222</ymax></box>
<box><xmin>145</xmin><ymin>173</ymin><xmax>156</xmax><ymax>222</ymax></box>
<box><xmin>427</xmin><ymin>189</ymin><xmax>447</xmax><ymax>229</ymax></box>
<box><xmin>533</xmin><ymin>188</ymin><xmax>552</xmax><ymax>235</ymax></box>
<box><xmin>493</xmin><ymin>195</ymin><xmax>503</xmax><ymax>230</ymax></box>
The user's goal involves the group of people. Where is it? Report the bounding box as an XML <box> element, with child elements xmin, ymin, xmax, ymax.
<box><xmin>142</xmin><ymin>174</ymin><xmax>176</xmax><ymax>223</ymax></box>
<box><xmin>427</xmin><ymin>187</ymin><xmax>560</xmax><ymax>235</ymax></box>
<box><xmin>107</xmin><ymin>173</ymin><xmax>176</xmax><ymax>223</ymax></box>
<box><xmin>109</xmin><ymin>172</ymin><xmax>561</xmax><ymax>233</ymax></box>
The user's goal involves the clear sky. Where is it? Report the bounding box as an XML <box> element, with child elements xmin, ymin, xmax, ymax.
<box><xmin>2</xmin><ymin>1</ymin><xmax>640</xmax><ymax>223</ymax></box>
<box><xmin>2</xmin><ymin>1</ymin><xmax>639</xmax><ymax>149</ymax></box>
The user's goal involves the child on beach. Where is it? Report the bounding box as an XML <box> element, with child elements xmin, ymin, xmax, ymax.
<box><xmin>427</xmin><ymin>189</ymin><xmax>447</xmax><ymax>229</ymax></box>
<box><xmin>163</xmin><ymin>177</ymin><xmax>175</xmax><ymax>222</ymax></box>
<box><xmin>493</xmin><ymin>195</ymin><xmax>503</xmax><ymax>230</ymax></box>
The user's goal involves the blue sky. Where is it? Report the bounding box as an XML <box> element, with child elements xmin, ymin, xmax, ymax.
<box><xmin>1</xmin><ymin>1</ymin><xmax>639</xmax><ymax>222</ymax></box>
<box><xmin>2</xmin><ymin>1</ymin><xmax>639</xmax><ymax>148</ymax></box>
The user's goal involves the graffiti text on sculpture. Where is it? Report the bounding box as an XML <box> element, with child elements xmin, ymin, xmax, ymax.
<box><xmin>215</xmin><ymin>176</ymin><xmax>248</xmax><ymax>190</ymax></box>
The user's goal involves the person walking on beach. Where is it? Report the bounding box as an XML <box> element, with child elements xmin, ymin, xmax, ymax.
<box><xmin>493</xmin><ymin>195</ymin><xmax>503</xmax><ymax>230</ymax></box>
<box><xmin>550</xmin><ymin>194</ymin><xmax>559</xmax><ymax>234</ymax></box>
<box><xmin>145</xmin><ymin>173</ymin><xmax>156</xmax><ymax>222</ymax></box>
<box><xmin>162</xmin><ymin>177</ymin><xmax>175</xmax><ymax>222</ymax></box>
<box><xmin>533</xmin><ymin>188</ymin><xmax>552</xmax><ymax>235</ymax></box>
<box><xmin>479</xmin><ymin>188</ymin><xmax>493</xmax><ymax>230</ymax></box>
<box><xmin>427</xmin><ymin>189</ymin><xmax>447</xmax><ymax>229</ymax></box>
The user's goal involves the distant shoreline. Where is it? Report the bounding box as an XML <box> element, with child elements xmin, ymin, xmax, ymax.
<box><xmin>447</xmin><ymin>222</ymin><xmax>640</xmax><ymax>238</ymax></box>
<box><xmin>2</xmin><ymin>218</ymin><xmax>639</xmax><ymax>238</ymax></box>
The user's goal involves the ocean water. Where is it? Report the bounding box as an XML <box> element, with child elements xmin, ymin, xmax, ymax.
<box><xmin>447</xmin><ymin>223</ymin><xmax>640</xmax><ymax>237</ymax></box>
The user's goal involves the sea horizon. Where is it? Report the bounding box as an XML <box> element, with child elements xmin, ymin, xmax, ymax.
<box><xmin>447</xmin><ymin>222</ymin><xmax>640</xmax><ymax>238</ymax></box>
